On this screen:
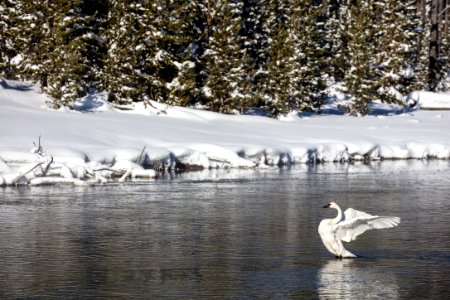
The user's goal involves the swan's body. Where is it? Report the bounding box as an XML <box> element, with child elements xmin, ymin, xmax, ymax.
<box><xmin>318</xmin><ymin>202</ymin><xmax>400</xmax><ymax>258</ymax></box>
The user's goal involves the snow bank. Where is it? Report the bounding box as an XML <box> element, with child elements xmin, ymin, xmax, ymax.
<box><xmin>407</xmin><ymin>91</ymin><xmax>450</xmax><ymax>110</ymax></box>
<box><xmin>1</xmin><ymin>79</ymin><xmax>450</xmax><ymax>186</ymax></box>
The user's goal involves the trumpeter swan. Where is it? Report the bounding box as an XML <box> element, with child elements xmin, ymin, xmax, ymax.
<box><xmin>318</xmin><ymin>202</ymin><xmax>400</xmax><ymax>258</ymax></box>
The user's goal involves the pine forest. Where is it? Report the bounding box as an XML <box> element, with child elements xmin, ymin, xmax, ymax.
<box><xmin>1</xmin><ymin>0</ymin><xmax>449</xmax><ymax>116</ymax></box>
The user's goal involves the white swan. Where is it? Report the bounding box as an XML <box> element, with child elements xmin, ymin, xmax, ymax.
<box><xmin>318</xmin><ymin>202</ymin><xmax>400</xmax><ymax>258</ymax></box>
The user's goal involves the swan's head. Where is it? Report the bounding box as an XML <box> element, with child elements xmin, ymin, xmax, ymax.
<box><xmin>323</xmin><ymin>202</ymin><xmax>339</xmax><ymax>209</ymax></box>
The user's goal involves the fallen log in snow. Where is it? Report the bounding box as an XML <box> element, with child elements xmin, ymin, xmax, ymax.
<box><xmin>0</xmin><ymin>160</ymin><xmax>45</xmax><ymax>185</ymax></box>
<box><xmin>131</xmin><ymin>168</ymin><xmax>156</xmax><ymax>179</ymax></box>
<box><xmin>29</xmin><ymin>177</ymin><xmax>93</xmax><ymax>186</ymax></box>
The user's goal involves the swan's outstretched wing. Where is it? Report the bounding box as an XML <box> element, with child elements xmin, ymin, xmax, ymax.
<box><xmin>343</xmin><ymin>208</ymin><xmax>373</xmax><ymax>220</ymax></box>
<box><xmin>335</xmin><ymin>208</ymin><xmax>401</xmax><ymax>243</ymax></box>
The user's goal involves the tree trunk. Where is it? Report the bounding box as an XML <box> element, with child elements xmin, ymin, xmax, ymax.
<box><xmin>445</xmin><ymin>0</ymin><xmax>449</xmax><ymax>37</ymax></box>
<box><xmin>430</xmin><ymin>0</ymin><xmax>439</xmax><ymax>91</ymax></box>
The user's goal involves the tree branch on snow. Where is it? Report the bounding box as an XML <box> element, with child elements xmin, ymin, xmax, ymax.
<box><xmin>12</xmin><ymin>161</ymin><xmax>45</xmax><ymax>185</ymax></box>
<box><xmin>143</xmin><ymin>99</ymin><xmax>168</xmax><ymax>114</ymax></box>
<box><xmin>41</xmin><ymin>156</ymin><xmax>54</xmax><ymax>176</ymax></box>
<box><xmin>118</xmin><ymin>168</ymin><xmax>134</xmax><ymax>182</ymax></box>
<box><xmin>137</xmin><ymin>146</ymin><xmax>146</xmax><ymax>165</ymax></box>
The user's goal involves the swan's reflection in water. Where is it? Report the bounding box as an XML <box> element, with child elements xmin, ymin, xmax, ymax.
<box><xmin>317</xmin><ymin>259</ymin><xmax>399</xmax><ymax>299</ymax></box>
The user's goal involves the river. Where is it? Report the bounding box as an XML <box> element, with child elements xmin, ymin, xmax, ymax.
<box><xmin>1</xmin><ymin>161</ymin><xmax>449</xmax><ymax>299</ymax></box>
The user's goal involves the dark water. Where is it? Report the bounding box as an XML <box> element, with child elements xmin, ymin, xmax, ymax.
<box><xmin>1</xmin><ymin>161</ymin><xmax>450</xmax><ymax>299</ymax></box>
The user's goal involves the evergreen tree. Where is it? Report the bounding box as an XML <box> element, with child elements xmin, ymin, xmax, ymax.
<box><xmin>325</xmin><ymin>0</ymin><xmax>351</xmax><ymax>83</ymax></box>
<box><xmin>259</xmin><ymin>0</ymin><xmax>296</xmax><ymax>116</ymax></box>
<box><xmin>339</xmin><ymin>0</ymin><xmax>378</xmax><ymax>116</ymax></box>
<box><xmin>154</xmin><ymin>0</ymin><xmax>201</xmax><ymax>107</ymax></box>
<box><xmin>0</xmin><ymin>0</ymin><xmax>20</xmax><ymax>79</ymax></box>
<box><xmin>103</xmin><ymin>0</ymin><xmax>162</xmax><ymax>105</ymax></box>
<box><xmin>177</xmin><ymin>0</ymin><xmax>219</xmax><ymax>108</ymax></box>
<box><xmin>169</xmin><ymin>60</ymin><xmax>198</xmax><ymax>106</ymax></box>
<box><xmin>239</xmin><ymin>0</ymin><xmax>274</xmax><ymax>112</ymax></box>
<box><xmin>289</xmin><ymin>0</ymin><xmax>327</xmax><ymax>112</ymax></box>
<box><xmin>2</xmin><ymin>0</ymin><xmax>448</xmax><ymax>113</ymax></box>
<box><xmin>138</xmin><ymin>1</ymin><xmax>176</xmax><ymax>104</ymax></box>
<box><xmin>43</xmin><ymin>0</ymin><xmax>106</xmax><ymax>108</ymax></box>
<box><xmin>372</xmin><ymin>0</ymin><xmax>413</xmax><ymax>102</ymax></box>
<box><xmin>102</xmin><ymin>0</ymin><xmax>140</xmax><ymax>105</ymax></box>
<box><xmin>202</xmin><ymin>0</ymin><xmax>250</xmax><ymax>113</ymax></box>
<box><xmin>337</xmin><ymin>0</ymin><xmax>410</xmax><ymax>115</ymax></box>
<box><xmin>3</xmin><ymin>0</ymin><xmax>52</xmax><ymax>84</ymax></box>
<box><xmin>397</xmin><ymin>1</ymin><xmax>426</xmax><ymax>92</ymax></box>
<box><xmin>241</xmin><ymin>0</ymin><xmax>268</xmax><ymax>70</ymax></box>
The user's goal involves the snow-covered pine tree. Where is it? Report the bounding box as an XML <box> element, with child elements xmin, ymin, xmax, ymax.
<box><xmin>102</xmin><ymin>0</ymin><xmax>149</xmax><ymax>105</ymax></box>
<box><xmin>324</xmin><ymin>0</ymin><xmax>350</xmax><ymax>83</ymax></box>
<box><xmin>335</xmin><ymin>0</ymin><xmax>410</xmax><ymax>115</ymax></box>
<box><xmin>407</xmin><ymin>0</ymin><xmax>431</xmax><ymax>91</ymax></box>
<box><xmin>201</xmin><ymin>0</ymin><xmax>250</xmax><ymax>114</ymax></box>
<box><xmin>339</xmin><ymin>0</ymin><xmax>378</xmax><ymax>116</ymax></box>
<box><xmin>232</xmin><ymin>0</ymin><xmax>267</xmax><ymax>111</ymax></box>
<box><xmin>3</xmin><ymin>0</ymin><xmax>53</xmax><ymax>86</ymax></box>
<box><xmin>258</xmin><ymin>0</ymin><xmax>295</xmax><ymax>116</ymax></box>
<box><xmin>43</xmin><ymin>0</ymin><xmax>105</xmax><ymax>108</ymax></box>
<box><xmin>289</xmin><ymin>0</ymin><xmax>327</xmax><ymax>112</ymax></box>
<box><xmin>241</xmin><ymin>0</ymin><xmax>268</xmax><ymax>71</ymax></box>
<box><xmin>78</xmin><ymin>0</ymin><xmax>109</xmax><ymax>91</ymax></box>
<box><xmin>103</xmin><ymin>0</ymin><xmax>182</xmax><ymax>106</ymax></box>
<box><xmin>371</xmin><ymin>0</ymin><xmax>412</xmax><ymax>104</ymax></box>
<box><xmin>0</xmin><ymin>0</ymin><xmax>20</xmax><ymax>79</ymax></box>
<box><xmin>155</xmin><ymin>0</ymin><xmax>201</xmax><ymax>107</ymax></box>
<box><xmin>395</xmin><ymin>1</ymin><xmax>425</xmax><ymax>92</ymax></box>
<box><xmin>102</xmin><ymin>0</ymin><xmax>137</xmax><ymax>105</ymax></box>
<box><xmin>137</xmin><ymin>1</ymin><xmax>178</xmax><ymax>104</ymax></box>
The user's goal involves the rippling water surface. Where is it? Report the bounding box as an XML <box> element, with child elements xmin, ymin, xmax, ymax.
<box><xmin>1</xmin><ymin>161</ymin><xmax>450</xmax><ymax>299</ymax></box>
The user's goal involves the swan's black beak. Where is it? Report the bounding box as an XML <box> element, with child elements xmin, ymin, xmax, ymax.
<box><xmin>322</xmin><ymin>204</ymin><xmax>331</xmax><ymax>208</ymax></box>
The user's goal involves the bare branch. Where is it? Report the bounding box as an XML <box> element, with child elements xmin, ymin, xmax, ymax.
<box><xmin>33</xmin><ymin>135</ymin><xmax>43</xmax><ymax>155</ymax></box>
<box><xmin>42</xmin><ymin>156</ymin><xmax>54</xmax><ymax>176</ymax></box>
<box><xmin>439</xmin><ymin>5</ymin><xmax>450</xmax><ymax>16</ymax></box>
<box><xmin>118</xmin><ymin>168</ymin><xmax>134</xmax><ymax>182</ymax></box>
<box><xmin>13</xmin><ymin>161</ymin><xmax>45</xmax><ymax>184</ymax></box>
<box><xmin>137</xmin><ymin>146</ymin><xmax>147</xmax><ymax>165</ymax></box>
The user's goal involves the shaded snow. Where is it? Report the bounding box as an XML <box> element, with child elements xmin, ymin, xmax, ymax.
<box><xmin>1</xmin><ymin>78</ymin><xmax>450</xmax><ymax>185</ymax></box>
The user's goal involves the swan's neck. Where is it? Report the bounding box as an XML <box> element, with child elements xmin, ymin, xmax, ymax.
<box><xmin>332</xmin><ymin>206</ymin><xmax>343</xmax><ymax>224</ymax></box>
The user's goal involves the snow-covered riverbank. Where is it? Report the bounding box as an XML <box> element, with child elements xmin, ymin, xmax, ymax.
<box><xmin>1</xmin><ymin>79</ymin><xmax>450</xmax><ymax>186</ymax></box>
